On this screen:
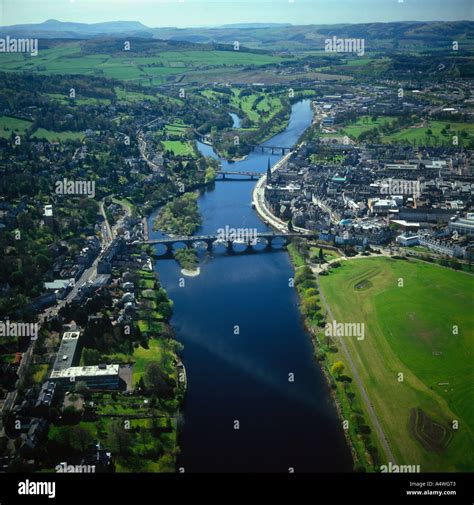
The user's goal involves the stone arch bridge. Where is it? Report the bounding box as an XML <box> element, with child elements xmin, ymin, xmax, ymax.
<box><xmin>136</xmin><ymin>232</ymin><xmax>316</xmax><ymax>254</ymax></box>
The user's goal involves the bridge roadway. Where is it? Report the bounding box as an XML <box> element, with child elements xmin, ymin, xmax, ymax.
<box><xmin>216</xmin><ymin>170</ymin><xmax>261</xmax><ymax>180</ymax></box>
<box><xmin>137</xmin><ymin>232</ymin><xmax>316</xmax><ymax>252</ymax></box>
<box><xmin>196</xmin><ymin>135</ymin><xmax>290</xmax><ymax>155</ymax></box>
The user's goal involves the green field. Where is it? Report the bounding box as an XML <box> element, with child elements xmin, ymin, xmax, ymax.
<box><xmin>0</xmin><ymin>116</ymin><xmax>33</xmax><ymax>139</ymax></box>
<box><xmin>31</xmin><ymin>128</ymin><xmax>85</xmax><ymax>142</ymax></box>
<box><xmin>132</xmin><ymin>338</ymin><xmax>177</xmax><ymax>386</ymax></box>
<box><xmin>163</xmin><ymin>121</ymin><xmax>190</xmax><ymax>139</ymax></box>
<box><xmin>44</xmin><ymin>92</ymin><xmax>111</xmax><ymax>106</ymax></box>
<box><xmin>162</xmin><ymin>140</ymin><xmax>195</xmax><ymax>157</ymax></box>
<box><xmin>319</xmin><ymin>257</ymin><xmax>474</xmax><ymax>471</ymax></box>
<box><xmin>230</xmin><ymin>88</ymin><xmax>283</xmax><ymax>124</ymax></box>
<box><xmin>0</xmin><ymin>42</ymin><xmax>282</xmax><ymax>84</ymax></box>
<box><xmin>341</xmin><ymin>116</ymin><xmax>397</xmax><ymax>139</ymax></box>
<box><xmin>382</xmin><ymin>120</ymin><xmax>474</xmax><ymax>147</ymax></box>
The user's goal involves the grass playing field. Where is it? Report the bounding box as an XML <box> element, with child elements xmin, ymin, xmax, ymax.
<box><xmin>162</xmin><ymin>140</ymin><xmax>196</xmax><ymax>157</ymax></box>
<box><xmin>319</xmin><ymin>257</ymin><xmax>474</xmax><ymax>471</ymax></box>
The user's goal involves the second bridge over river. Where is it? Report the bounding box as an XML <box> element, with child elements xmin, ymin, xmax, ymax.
<box><xmin>216</xmin><ymin>170</ymin><xmax>261</xmax><ymax>180</ymax></box>
<box><xmin>137</xmin><ymin>232</ymin><xmax>316</xmax><ymax>253</ymax></box>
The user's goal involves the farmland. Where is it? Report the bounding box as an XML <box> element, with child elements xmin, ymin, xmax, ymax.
<box><xmin>319</xmin><ymin>257</ymin><xmax>474</xmax><ymax>471</ymax></box>
<box><xmin>0</xmin><ymin>41</ymin><xmax>284</xmax><ymax>85</ymax></box>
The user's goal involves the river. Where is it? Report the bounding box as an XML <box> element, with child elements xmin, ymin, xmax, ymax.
<box><xmin>148</xmin><ymin>100</ymin><xmax>353</xmax><ymax>472</ymax></box>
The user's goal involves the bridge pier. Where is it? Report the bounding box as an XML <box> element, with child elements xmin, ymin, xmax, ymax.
<box><xmin>226</xmin><ymin>240</ymin><xmax>234</xmax><ymax>253</ymax></box>
<box><xmin>205</xmin><ymin>239</ymin><xmax>213</xmax><ymax>251</ymax></box>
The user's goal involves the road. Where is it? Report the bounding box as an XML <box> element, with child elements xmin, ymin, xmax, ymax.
<box><xmin>99</xmin><ymin>201</ymin><xmax>113</xmax><ymax>245</ymax></box>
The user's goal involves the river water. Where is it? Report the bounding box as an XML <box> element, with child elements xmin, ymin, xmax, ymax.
<box><xmin>148</xmin><ymin>100</ymin><xmax>352</xmax><ymax>472</ymax></box>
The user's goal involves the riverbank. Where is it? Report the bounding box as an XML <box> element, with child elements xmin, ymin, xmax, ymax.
<box><xmin>252</xmin><ymin>152</ymin><xmax>292</xmax><ymax>232</ymax></box>
<box><xmin>252</xmin><ymin>150</ymin><xmax>313</xmax><ymax>234</ymax></box>
<box><xmin>151</xmin><ymin>99</ymin><xmax>352</xmax><ymax>472</ymax></box>
<box><xmin>287</xmin><ymin>243</ymin><xmax>385</xmax><ymax>472</ymax></box>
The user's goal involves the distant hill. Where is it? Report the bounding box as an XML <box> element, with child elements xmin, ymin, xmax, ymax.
<box><xmin>0</xmin><ymin>19</ymin><xmax>473</xmax><ymax>52</ymax></box>
<box><xmin>0</xmin><ymin>19</ymin><xmax>153</xmax><ymax>39</ymax></box>
<box><xmin>151</xmin><ymin>21</ymin><xmax>474</xmax><ymax>51</ymax></box>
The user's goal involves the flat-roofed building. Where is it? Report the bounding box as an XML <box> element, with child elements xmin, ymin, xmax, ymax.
<box><xmin>50</xmin><ymin>364</ymin><xmax>120</xmax><ymax>390</ymax></box>
<box><xmin>53</xmin><ymin>331</ymin><xmax>81</xmax><ymax>371</ymax></box>
<box><xmin>396</xmin><ymin>234</ymin><xmax>420</xmax><ymax>247</ymax></box>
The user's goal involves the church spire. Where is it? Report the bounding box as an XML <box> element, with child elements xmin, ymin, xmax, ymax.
<box><xmin>266</xmin><ymin>158</ymin><xmax>272</xmax><ymax>183</ymax></box>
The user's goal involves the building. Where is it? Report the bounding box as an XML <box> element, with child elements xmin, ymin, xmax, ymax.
<box><xmin>448</xmin><ymin>215</ymin><xmax>474</xmax><ymax>237</ymax></box>
<box><xmin>396</xmin><ymin>234</ymin><xmax>420</xmax><ymax>247</ymax></box>
<box><xmin>34</xmin><ymin>381</ymin><xmax>56</xmax><ymax>412</ymax></box>
<box><xmin>53</xmin><ymin>331</ymin><xmax>81</xmax><ymax>371</ymax></box>
<box><xmin>50</xmin><ymin>364</ymin><xmax>121</xmax><ymax>390</ymax></box>
<box><xmin>418</xmin><ymin>236</ymin><xmax>465</xmax><ymax>258</ymax></box>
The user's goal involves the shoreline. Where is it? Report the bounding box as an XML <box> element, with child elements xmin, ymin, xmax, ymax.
<box><xmin>300</xmin><ymin>298</ymin><xmax>359</xmax><ymax>470</ymax></box>
<box><xmin>181</xmin><ymin>266</ymin><xmax>201</xmax><ymax>277</ymax></box>
<box><xmin>250</xmin><ymin>148</ymin><xmax>359</xmax><ymax>470</ymax></box>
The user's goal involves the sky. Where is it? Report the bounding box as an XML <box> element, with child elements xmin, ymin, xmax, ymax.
<box><xmin>1</xmin><ymin>0</ymin><xmax>473</xmax><ymax>27</ymax></box>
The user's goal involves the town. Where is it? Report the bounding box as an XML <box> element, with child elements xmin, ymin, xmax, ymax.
<box><xmin>0</xmin><ymin>8</ymin><xmax>473</xmax><ymax>505</ymax></box>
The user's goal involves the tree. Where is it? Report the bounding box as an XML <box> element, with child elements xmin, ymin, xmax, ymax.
<box><xmin>82</xmin><ymin>348</ymin><xmax>102</xmax><ymax>366</ymax></box>
<box><xmin>302</xmin><ymin>296</ymin><xmax>320</xmax><ymax>316</ymax></box>
<box><xmin>74</xmin><ymin>381</ymin><xmax>91</xmax><ymax>399</ymax></box>
<box><xmin>331</xmin><ymin>361</ymin><xmax>345</xmax><ymax>378</ymax></box>
<box><xmin>144</xmin><ymin>362</ymin><xmax>175</xmax><ymax>398</ymax></box>
<box><xmin>70</xmin><ymin>425</ymin><xmax>94</xmax><ymax>452</ymax></box>
<box><xmin>347</xmin><ymin>392</ymin><xmax>356</xmax><ymax>408</ymax></box>
<box><xmin>318</xmin><ymin>248</ymin><xmax>324</xmax><ymax>262</ymax></box>
<box><xmin>108</xmin><ymin>420</ymin><xmax>132</xmax><ymax>458</ymax></box>
<box><xmin>61</xmin><ymin>405</ymin><xmax>81</xmax><ymax>425</ymax></box>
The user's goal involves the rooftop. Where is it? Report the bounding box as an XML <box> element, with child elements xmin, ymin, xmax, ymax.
<box><xmin>50</xmin><ymin>364</ymin><xmax>120</xmax><ymax>379</ymax></box>
<box><xmin>52</xmin><ymin>331</ymin><xmax>81</xmax><ymax>371</ymax></box>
